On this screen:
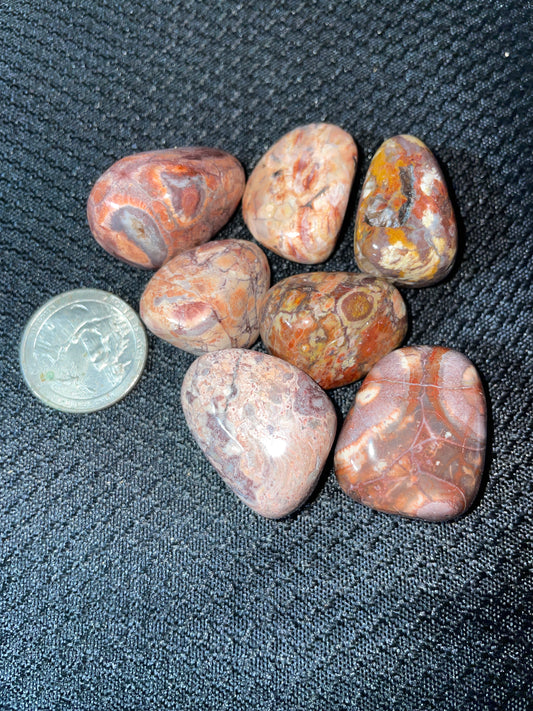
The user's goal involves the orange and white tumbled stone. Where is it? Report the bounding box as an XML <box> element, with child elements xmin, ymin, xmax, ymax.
<box><xmin>243</xmin><ymin>123</ymin><xmax>358</xmax><ymax>264</ymax></box>
<box><xmin>335</xmin><ymin>346</ymin><xmax>486</xmax><ymax>521</ymax></box>
<box><xmin>260</xmin><ymin>272</ymin><xmax>407</xmax><ymax>389</ymax></box>
<box><xmin>140</xmin><ymin>239</ymin><xmax>270</xmax><ymax>354</ymax></box>
<box><xmin>354</xmin><ymin>135</ymin><xmax>457</xmax><ymax>286</ymax></box>
<box><xmin>87</xmin><ymin>148</ymin><xmax>245</xmax><ymax>269</ymax></box>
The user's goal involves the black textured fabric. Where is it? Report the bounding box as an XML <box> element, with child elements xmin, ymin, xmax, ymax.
<box><xmin>1</xmin><ymin>1</ymin><xmax>532</xmax><ymax>709</ymax></box>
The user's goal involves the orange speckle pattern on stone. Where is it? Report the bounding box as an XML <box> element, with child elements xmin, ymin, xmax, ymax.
<box><xmin>354</xmin><ymin>135</ymin><xmax>457</xmax><ymax>286</ymax></box>
<box><xmin>260</xmin><ymin>272</ymin><xmax>407</xmax><ymax>389</ymax></box>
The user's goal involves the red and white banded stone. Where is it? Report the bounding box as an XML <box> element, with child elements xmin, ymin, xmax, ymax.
<box><xmin>87</xmin><ymin>147</ymin><xmax>245</xmax><ymax>269</ymax></box>
<box><xmin>335</xmin><ymin>346</ymin><xmax>486</xmax><ymax>521</ymax></box>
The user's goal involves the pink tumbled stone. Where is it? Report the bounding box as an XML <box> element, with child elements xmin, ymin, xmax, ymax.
<box><xmin>181</xmin><ymin>349</ymin><xmax>337</xmax><ymax>518</ymax></box>
<box><xmin>335</xmin><ymin>346</ymin><xmax>487</xmax><ymax>521</ymax></box>
<box><xmin>140</xmin><ymin>239</ymin><xmax>270</xmax><ymax>354</ymax></box>
<box><xmin>242</xmin><ymin>123</ymin><xmax>358</xmax><ymax>264</ymax></box>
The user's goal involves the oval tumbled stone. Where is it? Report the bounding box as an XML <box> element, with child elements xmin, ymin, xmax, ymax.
<box><xmin>181</xmin><ymin>349</ymin><xmax>337</xmax><ymax>518</ymax></box>
<box><xmin>260</xmin><ymin>272</ymin><xmax>407</xmax><ymax>390</ymax></box>
<box><xmin>354</xmin><ymin>135</ymin><xmax>457</xmax><ymax>286</ymax></box>
<box><xmin>242</xmin><ymin>123</ymin><xmax>358</xmax><ymax>264</ymax></box>
<box><xmin>87</xmin><ymin>147</ymin><xmax>245</xmax><ymax>269</ymax></box>
<box><xmin>140</xmin><ymin>239</ymin><xmax>270</xmax><ymax>354</ymax></box>
<box><xmin>335</xmin><ymin>346</ymin><xmax>486</xmax><ymax>521</ymax></box>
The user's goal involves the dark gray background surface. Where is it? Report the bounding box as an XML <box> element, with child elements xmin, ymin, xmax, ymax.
<box><xmin>1</xmin><ymin>1</ymin><xmax>532</xmax><ymax>709</ymax></box>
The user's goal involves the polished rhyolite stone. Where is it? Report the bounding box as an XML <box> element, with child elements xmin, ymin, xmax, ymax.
<box><xmin>242</xmin><ymin>123</ymin><xmax>357</xmax><ymax>264</ymax></box>
<box><xmin>87</xmin><ymin>148</ymin><xmax>245</xmax><ymax>269</ymax></box>
<box><xmin>181</xmin><ymin>349</ymin><xmax>337</xmax><ymax>518</ymax></box>
<box><xmin>140</xmin><ymin>239</ymin><xmax>270</xmax><ymax>354</ymax></box>
<box><xmin>355</xmin><ymin>135</ymin><xmax>457</xmax><ymax>286</ymax></box>
<box><xmin>260</xmin><ymin>272</ymin><xmax>407</xmax><ymax>390</ymax></box>
<box><xmin>335</xmin><ymin>346</ymin><xmax>486</xmax><ymax>521</ymax></box>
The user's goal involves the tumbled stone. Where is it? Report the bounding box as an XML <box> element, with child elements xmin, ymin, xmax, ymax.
<box><xmin>140</xmin><ymin>239</ymin><xmax>270</xmax><ymax>354</ymax></box>
<box><xmin>181</xmin><ymin>349</ymin><xmax>337</xmax><ymax>518</ymax></box>
<box><xmin>354</xmin><ymin>135</ymin><xmax>457</xmax><ymax>286</ymax></box>
<box><xmin>260</xmin><ymin>272</ymin><xmax>407</xmax><ymax>389</ymax></box>
<box><xmin>242</xmin><ymin>123</ymin><xmax>358</xmax><ymax>264</ymax></box>
<box><xmin>87</xmin><ymin>148</ymin><xmax>245</xmax><ymax>269</ymax></box>
<box><xmin>335</xmin><ymin>346</ymin><xmax>486</xmax><ymax>521</ymax></box>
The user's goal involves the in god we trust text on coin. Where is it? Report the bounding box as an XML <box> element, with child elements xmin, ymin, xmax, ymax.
<box><xmin>19</xmin><ymin>289</ymin><xmax>147</xmax><ymax>413</ymax></box>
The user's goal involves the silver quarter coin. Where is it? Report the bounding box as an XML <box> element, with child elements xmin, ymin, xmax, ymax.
<box><xmin>20</xmin><ymin>289</ymin><xmax>148</xmax><ymax>413</ymax></box>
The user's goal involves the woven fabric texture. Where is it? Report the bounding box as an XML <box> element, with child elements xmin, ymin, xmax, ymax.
<box><xmin>1</xmin><ymin>1</ymin><xmax>532</xmax><ymax>709</ymax></box>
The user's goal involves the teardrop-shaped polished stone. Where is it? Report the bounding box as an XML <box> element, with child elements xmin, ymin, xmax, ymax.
<box><xmin>182</xmin><ymin>349</ymin><xmax>337</xmax><ymax>518</ymax></box>
<box><xmin>335</xmin><ymin>346</ymin><xmax>486</xmax><ymax>521</ymax></box>
<box><xmin>140</xmin><ymin>239</ymin><xmax>270</xmax><ymax>354</ymax></box>
<box><xmin>87</xmin><ymin>148</ymin><xmax>245</xmax><ymax>269</ymax></box>
<box><xmin>243</xmin><ymin>123</ymin><xmax>357</xmax><ymax>264</ymax></box>
<box><xmin>260</xmin><ymin>272</ymin><xmax>407</xmax><ymax>389</ymax></box>
<box><xmin>354</xmin><ymin>135</ymin><xmax>457</xmax><ymax>286</ymax></box>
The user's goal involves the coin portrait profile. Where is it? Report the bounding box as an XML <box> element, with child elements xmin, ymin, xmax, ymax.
<box><xmin>20</xmin><ymin>289</ymin><xmax>147</xmax><ymax>413</ymax></box>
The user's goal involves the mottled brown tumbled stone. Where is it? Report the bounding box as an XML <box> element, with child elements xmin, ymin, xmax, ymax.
<box><xmin>140</xmin><ymin>239</ymin><xmax>270</xmax><ymax>354</ymax></box>
<box><xmin>260</xmin><ymin>272</ymin><xmax>407</xmax><ymax>389</ymax></box>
